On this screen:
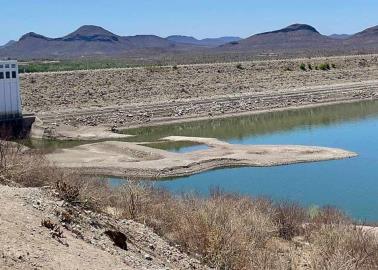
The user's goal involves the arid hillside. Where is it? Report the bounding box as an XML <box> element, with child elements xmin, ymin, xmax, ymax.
<box><xmin>21</xmin><ymin>54</ymin><xmax>378</xmax><ymax>113</ymax></box>
<box><xmin>1</xmin><ymin>140</ymin><xmax>378</xmax><ymax>270</ymax></box>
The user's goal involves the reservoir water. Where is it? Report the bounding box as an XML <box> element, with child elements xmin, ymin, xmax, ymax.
<box><xmin>117</xmin><ymin>100</ymin><xmax>378</xmax><ymax>222</ymax></box>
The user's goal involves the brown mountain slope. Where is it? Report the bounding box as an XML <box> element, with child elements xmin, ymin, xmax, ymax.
<box><xmin>2</xmin><ymin>23</ymin><xmax>378</xmax><ymax>60</ymax></box>
<box><xmin>0</xmin><ymin>25</ymin><xmax>182</xmax><ymax>59</ymax></box>
<box><xmin>220</xmin><ymin>24</ymin><xmax>341</xmax><ymax>52</ymax></box>
<box><xmin>343</xmin><ymin>25</ymin><xmax>378</xmax><ymax>48</ymax></box>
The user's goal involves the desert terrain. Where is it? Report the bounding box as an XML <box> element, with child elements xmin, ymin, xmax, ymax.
<box><xmin>0</xmin><ymin>143</ymin><xmax>377</xmax><ymax>270</ymax></box>
<box><xmin>0</xmin><ymin>184</ymin><xmax>208</xmax><ymax>270</ymax></box>
<box><xmin>46</xmin><ymin>136</ymin><xmax>356</xmax><ymax>178</ymax></box>
<box><xmin>6</xmin><ymin>50</ymin><xmax>378</xmax><ymax>270</ymax></box>
<box><xmin>21</xmin><ymin>54</ymin><xmax>378</xmax><ymax>134</ymax></box>
<box><xmin>3</xmin><ymin>2</ymin><xmax>378</xmax><ymax>269</ymax></box>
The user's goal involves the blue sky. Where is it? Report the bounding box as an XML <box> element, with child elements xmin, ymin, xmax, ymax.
<box><xmin>1</xmin><ymin>0</ymin><xmax>377</xmax><ymax>44</ymax></box>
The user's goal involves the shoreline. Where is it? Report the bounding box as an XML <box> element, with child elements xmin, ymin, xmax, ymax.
<box><xmin>22</xmin><ymin>54</ymin><xmax>378</xmax><ymax>133</ymax></box>
<box><xmin>35</xmin><ymin>83</ymin><xmax>378</xmax><ymax>140</ymax></box>
<box><xmin>117</xmin><ymin>97</ymin><xmax>378</xmax><ymax>131</ymax></box>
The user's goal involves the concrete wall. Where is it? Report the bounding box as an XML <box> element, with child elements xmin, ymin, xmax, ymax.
<box><xmin>0</xmin><ymin>61</ymin><xmax>22</xmax><ymax>119</ymax></box>
<box><xmin>0</xmin><ymin>116</ymin><xmax>35</xmax><ymax>139</ymax></box>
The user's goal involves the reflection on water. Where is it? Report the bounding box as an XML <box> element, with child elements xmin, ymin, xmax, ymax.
<box><xmin>124</xmin><ymin>100</ymin><xmax>378</xmax><ymax>149</ymax></box>
<box><xmin>25</xmin><ymin>100</ymin><xmax>378</xmax><ymax>152</ymax></box>
<box><xmin>120</xmin><ymin>100</ymin><xmax>378</xmax><ymax>221</ymax></box>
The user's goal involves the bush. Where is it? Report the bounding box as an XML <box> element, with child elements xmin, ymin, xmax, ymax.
<box><xmin>300</xmin><ymin>63</ymin><xmax>307</xmax><ymax>71</ymax></box>
<box><xmin>274</xmin><ymin>201</ymin><xmax>307</xmax><ymax>240</ymax></box>
<box><xmin>114</xmin><ymin>186</ymin><xmax>282</xmax><ymax>269</ymax></box>
<box><xmin>312</xmin><ymin>205</ymin><xmax>350</xmax><ymax>226</ymax></box>
<box><xmin>308</xmin><ymin>63</ymin><xmax>313</xmax><ymax>70</ymax></box>
<box><xmin>318</xmin><ymin>63</ymin><xmax>331</xmax><ymax>71</ymax></box>
<box><xmin>0</xmin><ymin>141</ymin><xmax>57</xmax><ymax>187</ymax></box>
<box><xmin>308</xmin><ymin>226</ymin><xmax>378</xmax><ymax>269</ymax></box>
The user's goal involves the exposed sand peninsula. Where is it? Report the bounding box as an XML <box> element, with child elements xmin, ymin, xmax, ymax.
<box><xmin>47</xmin><ymin>136</ymin><xmax>357</xmax><ymax>179</ymax></box>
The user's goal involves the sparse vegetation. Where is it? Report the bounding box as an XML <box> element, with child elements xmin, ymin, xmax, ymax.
<box><xmin>318</xmin><ymin>63</ymin><xmax>331</xmax><ymax>71</ymax></box>
<box><xmin>18</xmin><ymin>59</ymin><xmax>134</xmax><ymax>73</ymax></box>
<box><xmin>1</xmin><ymin>140</ymin><xmax>378</xmax><ymax>270</ymax></box>
<box><xmin>300</xmin><ymin>63</ymin><xmax>307</xmax><ymax>71</ymax></box>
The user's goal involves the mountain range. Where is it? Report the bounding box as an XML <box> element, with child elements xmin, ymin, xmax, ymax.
<box><xmin>1</xmin><ymin>24</ymin><xmax>378</xmax><ymax>59</ymax></box>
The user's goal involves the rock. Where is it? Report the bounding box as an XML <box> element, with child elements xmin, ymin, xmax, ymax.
<box><xmin>144</xmin><ymin>254</ymin><xmax>153</xmax><ymax>261</ymax></box>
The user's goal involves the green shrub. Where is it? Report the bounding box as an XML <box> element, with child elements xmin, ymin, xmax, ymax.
<box><xmin>318</xmin><ymin>63</ymin><xmax>331</xmax><ymax>71</ymax></box>
<box><xmin>300</xmin><ymin>63</ymin><xmax>307</xmax><ymax>71</ymax></box>
<box><xmin>319</xmin><ymin>63</ymin><xmax>331</xmax><ymax>71</ymax></box>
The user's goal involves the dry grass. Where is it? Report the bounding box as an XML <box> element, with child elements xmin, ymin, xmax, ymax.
<box><xmin>0</xmin><ymin>140</ymin><xmax>57</xmax><ymax>187</ymax></box>
<box><xmin>1</xmin><ymin>140</ymin><xmax>378</xmax><ymax>270</ymax></box>
<box><xmin>307</xmin><ymin>226</ymin><xmax>378</xmax><ymax>270</ymax></box>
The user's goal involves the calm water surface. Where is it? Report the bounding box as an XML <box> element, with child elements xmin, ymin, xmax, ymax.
<box><xmin>115</xmin><ymin>100</ymin><xmax>378</xmax><ymax>222</ymax></box>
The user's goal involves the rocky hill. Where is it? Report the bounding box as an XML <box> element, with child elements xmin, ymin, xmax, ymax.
<box><xmin>220</xmin><ymin>24</ymin><xmax>339</xmax><ymax>52</ymax></box>
<box><xmin>0</xmin><ymin>40</ymin><xmax>16</xmax><ymax>49</ymax></box>
<box><xmin>343</xmin><ymin>25</ymin><xmax>378</xmax><ymax>48</ymax></box>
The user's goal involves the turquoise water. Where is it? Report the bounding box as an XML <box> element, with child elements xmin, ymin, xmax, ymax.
<box><xmin>115</xmin><ymin>101</ymin><xmax>378</xmax><ymax>221</ymax></box>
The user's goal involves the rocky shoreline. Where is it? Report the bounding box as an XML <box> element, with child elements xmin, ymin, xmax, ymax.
<box><xmin>36</xmin><ymin>80</ymin><xmax>378</xmax><ymax>132</ymax></box>
<box><xmin>19</xmin><ymin>54</ymin><xmax>378</xmax><ymax>134</ymax></box>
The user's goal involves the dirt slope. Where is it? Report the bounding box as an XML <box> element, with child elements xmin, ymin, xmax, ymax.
<box><xmin>0</xmin><ymin>184</ymin><xmax>208</xmax><ymax>270</ymax></box>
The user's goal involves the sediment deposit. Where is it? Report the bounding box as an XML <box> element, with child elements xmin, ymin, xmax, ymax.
<box><xmin>47</xmin><ymin>136</ymin><xmax>357</xmax><ymax>179</ymax></box>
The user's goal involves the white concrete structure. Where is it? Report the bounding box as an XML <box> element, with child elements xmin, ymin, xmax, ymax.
<box><xmin>0</xmin><ymin>60</ymin><xmax>22</xmax><ymax>119</ymax></box>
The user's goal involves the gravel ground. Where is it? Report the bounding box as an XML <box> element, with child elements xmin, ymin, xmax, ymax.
<box><xmin>20</xmin><ymin>55</ymin><xmax>378</xmax><ymax>129</ymax></box>
<box><xmin>0</xmin><ymin>184</ymin><xmax>208</xmax><ymax>270</ymax></box>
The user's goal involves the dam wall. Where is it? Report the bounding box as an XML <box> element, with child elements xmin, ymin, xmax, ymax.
<box><xmin>0</xmin><ymin>115</ymin><xmax>35</xmax><ymax>139</ymax></box>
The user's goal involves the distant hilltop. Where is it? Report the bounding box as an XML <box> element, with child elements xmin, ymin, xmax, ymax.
<box><xmin>1</xmin><ymin>23</ymin><xmax>378</xmax><ymax>59</ymax></box>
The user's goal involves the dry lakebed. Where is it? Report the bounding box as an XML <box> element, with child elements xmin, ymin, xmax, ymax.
<box><xmin>47</xmin><ymin>136</ymin><xmax>357</xmax><ymax>179</ymax></box>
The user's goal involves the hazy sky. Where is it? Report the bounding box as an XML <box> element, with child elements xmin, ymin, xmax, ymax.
<box><xmin>1</xmin><ymin>0</ymin><xmax>377</xmax><ymax>44</ymax></box>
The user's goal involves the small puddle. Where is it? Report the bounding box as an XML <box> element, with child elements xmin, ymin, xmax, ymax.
<box><xmin>140</xmin><ymin>141</ymin><xmax>209</xmax><ymax>153</ymax></box>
